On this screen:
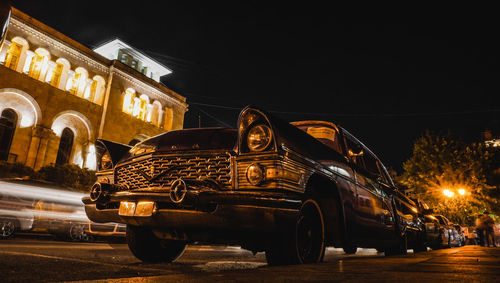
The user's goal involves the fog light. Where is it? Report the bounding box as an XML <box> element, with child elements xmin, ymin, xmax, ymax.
<box><xmin>246</xmin><ymin>163</ymin><xmax>265</xmax><ymax>185</ymax></box>
<box><xmin>118</xmin><ymin>201</ymin><xmax>136</xmax><ymax>216</ymax></box>
<box><xmin>135</xmin><ymin>201</ymin><xmax>156</xmax><ymax>217</ymax></box>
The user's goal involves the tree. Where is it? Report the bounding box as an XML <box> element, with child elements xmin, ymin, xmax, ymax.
<box><xmin>398</xmin><ymin>132</ymin><xmax>495</xmax><ymax>226</ymax></box>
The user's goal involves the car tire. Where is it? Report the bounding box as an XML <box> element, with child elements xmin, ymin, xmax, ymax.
<box><xmin>295</xmin><ymin>199</ymin><xmax>326</xmax><ymax>264</ymax></box>
<box><xmin>69</xmin><ymin>224</ymin><xmax>87</xmax><ymax>241</ymax></box>
<box><xmin>265</xmin><ymin>199</ymin><xmax>326</xmax><ymax>265</ymax></box>
<box><xmin>126</xmin><ymin>225</ymin><xmax>186</xmax><ymax>263</ymax></box>
<box><xmin>0</xmin><ymin>218</ymin><xmax>17</xmax><ymax>239</ymax></box>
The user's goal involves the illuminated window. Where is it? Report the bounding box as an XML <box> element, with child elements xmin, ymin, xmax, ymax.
<box><xmin>0</xmin><ymin>109</ymin><xmax>17</xmax><ymax>161</ymax></box>
<box><xmin>88</xmin><ymin>80</ymin><xmax>98</xmax><ymax>102</ymax></box>
<box><xmin>28</xmin><ymin>54</ymin><xmax>44</xmax><ymax>79</ymax></box>
<box><xmin>120</xmin><ymin>53</ymin><xmax>130</xmax><ymax>64</ymax></box>
<box><xmin>28</xmin><ymin>48</ymin><xmax>50</xmax><ymax>80</ymax></box>
<box><xmin>151</xmin><ymin>101</ymin><xmax>162</xmax><ymax>126</ymax></box>
<box><xmin>4</xmin><ymin>41</ymin><xmax>22</xmax><ymax>70</ymax></box>
<box><xmin>55</xmin><ymin>127</ymin><xmax>74</xmax><ymax>165</ymax></box>
<box><xmin>132</xmin><ymin>97</ymin><xmax>141</xmax><ymax>117</ymax></box>
<box><xmin>51</xmin><ymin>58</ymin><xmax>71</xmax><ymax>90</ymax></box>
<box><xmin>122</xmin><ymin>88</ymin><xmax>136</xmax><ymax>114</ymax></box>
<box><xmin>49</xmin><ymin>62</ymin><xmax>64</xmax><ymax>87</ymax></box>
<box><xmin>90</xmin><ymin>75</ymin><xmax>106</xmax><ymax>104</ymax></box>
<box><xmin>138</xmin><ymin>95</ymin><xmax>149</xmax><ymax>121</ymax></box>
<box><xmin>69</xmin><ymin>72</ymin><xmax>81</xmax><ymax>95</ymax></box>
<box><xmin>69</xmin><ymin>68</ymin><xmax>88</xmax><ymax>97</ymax></box>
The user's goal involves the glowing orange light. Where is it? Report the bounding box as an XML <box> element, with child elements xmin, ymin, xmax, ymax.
<box><xmin>443</xmin><ymin>189</ymin><xmax>454</xmax><ymax>197</ymax></box>
<box><xmin>458</xmin><ymin>188</ymin><xmax>466</xmax><ymax>195</ymax></box>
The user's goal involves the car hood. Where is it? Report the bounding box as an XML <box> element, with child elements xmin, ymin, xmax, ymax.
<box><xmin>124</xmin><ymin>127</ymin><xmax>238</xmax><ymax>159</ymax></box>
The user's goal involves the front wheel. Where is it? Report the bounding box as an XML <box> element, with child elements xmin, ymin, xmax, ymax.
<box><xmin>69</xmin><ymin>223</ymin><xmax>90</xmax><ymax>242</ymax></box>
<box><xmin>295</xmin><ymin>199</ymin><xmax>326</xmax><ymax>264</ymax></box>
<box><xmin>126</xmin><ymin>225</ymin><xmax>187</xmax><ymax>263</ymax></box>
<box><xmin>0</xmin><ymin>219</ymin><xmax>16</xmax><ymax>239</ymax></box>
<box><xmin>265</xmin><ymin>199</ymin><xmax>326</xmax><ymax>265</ymax></box>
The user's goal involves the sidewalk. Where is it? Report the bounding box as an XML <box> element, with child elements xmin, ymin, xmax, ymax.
<box><xmin>84</xmin><ymin>245</ymin><xmax>500</xmax><ymax>283</ymax></box>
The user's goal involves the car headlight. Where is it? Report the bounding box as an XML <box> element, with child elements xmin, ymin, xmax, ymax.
<box><xmin>246</xmin><ymin>163</ymin><xmax>265</xmax><ymax>185</ymax></box>
<box><xmin>247</xmin><ymin>124</ymin><xmax>272</xmax><ymax>152</ymax></box>
<box><xmin>100</xmin><ymin>151</ymin><xmax>113</xmax><ymax>170</ymax></box>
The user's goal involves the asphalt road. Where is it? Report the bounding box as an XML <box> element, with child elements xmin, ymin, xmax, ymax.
<box><xmin>0</xmin><ymin>236</ymin><xmax>499</xmax><ymax>282</ymax></box>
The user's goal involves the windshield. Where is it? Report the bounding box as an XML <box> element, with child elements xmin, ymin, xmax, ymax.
<box><xmin>291</xmin><ymin>121</ymin><xmax>342</xmax><ymax>154</ymax></box>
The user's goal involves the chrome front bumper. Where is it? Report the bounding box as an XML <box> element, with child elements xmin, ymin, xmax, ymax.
<box><xmin>82</xmin><ymin>190</ymin><xmax>301</xmax><ymax>233</ymax></box>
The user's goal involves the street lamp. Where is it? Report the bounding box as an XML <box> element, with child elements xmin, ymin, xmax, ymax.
<box><xmin>458</xmin><ymin>188</ymin><xmax>466</xmax><ymax>196</ymax></box>
<box><xmin>443</xmin><ymin>189</ymin><xmax>454</xmax><ymax>197</ymax></box>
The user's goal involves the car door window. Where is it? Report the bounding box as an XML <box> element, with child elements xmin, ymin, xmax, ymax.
<box><xmin>344</xmin><ymin>134</ymin><xmax>365</xmax><ymax>168</ymax></box>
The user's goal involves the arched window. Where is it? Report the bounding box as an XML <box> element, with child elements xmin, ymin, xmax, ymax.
<box><xmin>89</xmin><ymin>75</ymin><xmax>105</xmax><ymax>104</ymax></box>
<box><xmin>55</xmin><ymin>127</ymin><xmax>74</xmax><ymax>165</ymax></box>
<box><xmin>28</xmin><ymin>48</ymin><xmax>50</xmax><ymax>80</ymax></box>
<box><xmin>4</xmin><ymin>41</ymin><xmax>22</xmax><ymax>71</ymax></box>
<box><xmin>51</xmin><ymin>58</ymin><xmax>71</xmax><ymax>90</ymax></box>
<box><xmin>49</xmin><ymin>62</ymin><xmax>64</xmax><ymax>87</ymax></box>
<box><xmin>151</xmin><ymin>101</ymin><xmax>162</xmax><ymax>126</ymax></box>
<box><xmin>122</xmin><ymin>88</ymin><xmax>136</xmax><ymax>114</ymax></box>
<box><xmin>138</xmin><ymin>94</ymin><xmax>149</xmax><ymax>121</ymax></box>
<box><xmin>69</xmin><ymin>67</ymin><xmax>88</xmax><ymax>97</ymax></box>
<box><xmin>0</xmin><ymin>109</ymin><xmax>18</xmax><ymax>161</ymax></box>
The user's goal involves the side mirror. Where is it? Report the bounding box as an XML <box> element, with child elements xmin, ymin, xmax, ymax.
<box><xmin>0</xmin><ymin>1</ymin><xmax>10</xmax><ymax>45</ymax></box>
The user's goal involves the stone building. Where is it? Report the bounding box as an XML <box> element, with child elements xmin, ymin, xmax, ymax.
<box><xmin>0</xmin><ymin>8</ymin><xmax>188</xmax><ymax>171</ymax></box>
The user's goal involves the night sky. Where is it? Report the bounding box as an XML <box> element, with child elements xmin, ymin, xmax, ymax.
<box><xmin>8</xmin><ymin>1</ymin><xmax>500</xmax><ymax>172</ymax></box>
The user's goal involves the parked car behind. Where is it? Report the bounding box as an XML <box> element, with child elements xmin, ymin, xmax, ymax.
<box><xmin>434</xmin><ymin>215</ymin><xmax>461</xmax><ymax>248</ymax></box>
<box><xmin>392</xmin><ymin>191</ymin><xmax>426</xmax><ymax>252</ymax></box>
<box><xmin>0</xmin><ymin>190</ymin><xmax>34</xmax><ymax>239</ymax></box>
<box><xmin>1</xmin><ymin>179</ymin><xmax>123</xmax><ymax>241</ymax></box>
<box><xmin>453</xmin><ymin>224</ymin><xmax>466</xmax><ymax>246</ymax></box>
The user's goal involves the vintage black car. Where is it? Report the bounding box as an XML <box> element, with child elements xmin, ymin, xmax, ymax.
<box><xmin>83</xmin><ymin>106</ymin><xmax>414</xmax><ymax>265</ymax></box>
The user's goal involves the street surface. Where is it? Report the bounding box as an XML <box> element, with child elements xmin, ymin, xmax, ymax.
<box><xmin>0</xmin><ymin>236</ymin><xmax>499</xmax><ymax>282</ymax></box>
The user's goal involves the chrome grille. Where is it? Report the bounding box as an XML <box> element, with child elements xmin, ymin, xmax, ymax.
<box><xmin>115</xmin><ymin>153</ymin><xmax>232</xmax><ymax>190</ymax></box>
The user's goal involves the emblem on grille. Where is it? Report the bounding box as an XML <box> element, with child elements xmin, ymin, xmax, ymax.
<box><xmin>170</xmin><ymin>179</ymin><xmax>187</xmax><ymax>203</ymax></box>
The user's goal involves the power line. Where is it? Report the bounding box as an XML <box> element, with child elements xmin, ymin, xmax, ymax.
<box><xmin>190</xmin><ymin>101</ymin><xmax>500</xmax><ymax>118</ymax></box>
<box><xmin>189</xmin><ymin>104</ymin><xmax>233</xmax><ymax>128</ymax></box>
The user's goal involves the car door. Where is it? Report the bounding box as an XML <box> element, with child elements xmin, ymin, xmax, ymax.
<box><xmin>343</xmin><ymin>134</ymin><xmax>394</xmax><ymax>244</ymax></box>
